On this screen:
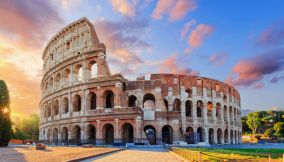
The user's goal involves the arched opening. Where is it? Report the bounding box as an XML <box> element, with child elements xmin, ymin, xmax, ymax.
<box><xmin>235</xmin><ymin>130</ymin><xmax>237</xmax><ymax>144</ymax></box>
<box><xmin>207</xmin><ymin>101</ymin><xmax>213</xmax><ymax>117</ymax></box>
<box><xmin>62</xmin><ymin>97</ymin><xmax>69</xmax><ymax>113</ymax></box>
<box><xmin>72</xmin><ymin>125</ymin><xmax>81</xmax><ymax>144</ymax></box>
<box><xmin>53</xmin><ymin>100</ymin><xmax>59</xmax><ymax>116</ymax></box>
<box><xmin>164</xmin><ymin>99</ymin><xmax>168</xmax><ymax>110</ymax></box>
<box><xmin>217</xmin><ymin>128</ymin><xmax>222</xmax><ymax>144</ymax></box>
<box><xmin>87</xmin><ymin>125</ymin><xmax>96</xmax><ymax>144</ymax></box>
<box><xmin>87</xmin><ymin>92</ymin><xmax>96</xmax><ymax>110</ymax></box>
<box><xmin>230</xmin><ymin>130</ymin><xmax>234</xmax><ymax>144</ymax></box>
<box><xmin>185</xmin><ymin>100</ymin><xmax>192</xmax><ymax>117</ymax></box>
<box><xmin>197</xmin><ymin>100</ymin><xmax>203</xmax><ymax>117</ymax></box>
<box><xmin>224</xmin><ymin>129</ymin><xmax>229</xmax><ymax>143</ymax></box>
<box><xmin>73</xmin><ymin>94</ymin><xmax>81</xmax><ymax>112</ymax></box>
<box><xmin>74</xmin><ymin>64</ymin><xmax>83</xmax><ymax>82</ymax></box>
<box><xmin>49</xmin><ymin>77</ymin><xmax>53</xmax><ymax>91</ymax></box>
<box><xmin>208</xmin><ymin>128</ymin><xmax>214</xmax><ymax>144</ymax></box>
<box><xmin>104</xmin><ymin>90</ymin><xmax>114</xmax><ymax>108</ymax></box>
<box><xmin>162</xmin><ymin>125</ymin><xmax>173</xmax><ymax>144</ymax></box>
<box><xmin>61</xmin><ymin>127</ymin><xmax>68</xmax><ymax>144</ymax></box>
<box><xmin>143</xmin><ymin>93</ymin><xmax>155</xmax><ymax>109</ymax></box>
<box><xmin>89</xmin><ymin>61</ymin><xmax>98</xmax><ymax>78</ymax></box>
<box><xmin>185</xmin><ymin>89</ymin><xmax>192</xmax><ymax>98</ymax></box>
<box><xmin>53</xmin><ymin>128</ymin><xmax>58</xmax><ymax>144</ymax></box>
<box><xmin>197</xmin><ymin>127</ymin><xmax>205</xmax><ymax>142</ymax></box>
<box><xmin>216</xmin><ymin>103</ymin><xmax>221</xmax><ymax>118</ymax></box>
<box><xmin>128</xmin><ymin>95</ymin><xmax>137</xmax><ymax>107</ymax></box>
<box><xmin>103</xmin><ymin>124</ymin><xmax>114</xmax><ymax>145</ymax></box>
<box><xmin>55</xmin><ymin>73</ymin><xmax>61</xmax><ymax>89</ymax></box>
<box><xmin>173</xmin><ymin>99</ymin><xmax>181</xmax><ymax>114</ymax></box>
<box><xmin>63</xmin><ymin>69</ymin><xmax>71</xmax><ymax>85</ymax></box>
<box><xmin>122</xmin><ymin>123</ymin><xmax>134</xmax><ymax>143</ymax></box>
<box><xmin>48</xmin><ymin>103</ymin><xmax>51</xmax><ymax>117</ymax></box>
<box><xmin>185</xmin><ymin>126</ymin><xmax>194</xmax><ymax>144</ymax></box>
<box><xmin>144</xmin><ymin>125</ymin><xmax>156</xmax><ymax>145</ymax></box>
<box><xmin>224</xmin><ymin>105</ymin><xmax>228</xmax><ymax>122</ymax></box>
<box><xmin>46</xmin><ymin>129</ymin><xmax>51</xmax><ymax>143</ymax></box>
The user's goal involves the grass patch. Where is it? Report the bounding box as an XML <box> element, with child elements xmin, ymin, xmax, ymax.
<box><xmin>186</xmin><ymin>148</ymin><xmax>284</xmax><ymax>159</ymax></box>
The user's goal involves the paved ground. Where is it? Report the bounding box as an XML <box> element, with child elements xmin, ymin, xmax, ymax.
<box><xmin>0</xmin><ymin>146</ymin><xmax>119</xmax><ymax>162</ymax></box>
<box><xmin>81</xmin><ymin>148</ymin><xmax>184</xmax><ymax>162</ymax></box>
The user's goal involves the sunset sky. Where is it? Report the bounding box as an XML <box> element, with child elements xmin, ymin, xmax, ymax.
<box><xmin>0</xmin><ymin>0</ymin><xmax>283</xmax><ymax>119</ymax></box>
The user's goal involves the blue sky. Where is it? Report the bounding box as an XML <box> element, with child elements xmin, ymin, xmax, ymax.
<box><xmin>0</xmin><ymin>0</ymin><xmax>283</xmax><ymax>117</ymax></box>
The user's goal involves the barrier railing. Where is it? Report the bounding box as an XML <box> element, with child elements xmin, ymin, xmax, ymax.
<box><xmin>168</xmin><ymin>147</ymin><xmax>281</xmax><ymax>162</ymax></box>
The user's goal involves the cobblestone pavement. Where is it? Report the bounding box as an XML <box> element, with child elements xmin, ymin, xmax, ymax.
<box><xmin>83</xmin><ymin>148</ymin><xmax>184</xmax><ymax>162</ymax></box>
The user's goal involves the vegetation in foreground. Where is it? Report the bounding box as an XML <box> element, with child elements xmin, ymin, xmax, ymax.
<box><xmin>187</xmin><ymin>148</ymin><xmax>284</xmax><ymax>159</ymax></box>
<box><xmin>0</xmin><ymin>80</ymin><xmax>12</xmax><ymax>146</ymax></box>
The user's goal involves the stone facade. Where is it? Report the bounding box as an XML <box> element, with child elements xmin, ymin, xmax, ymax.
<box><xmin>39</xmin><ymin>17</ymin><xmax>242</xmax><ymax>145</ymax></box>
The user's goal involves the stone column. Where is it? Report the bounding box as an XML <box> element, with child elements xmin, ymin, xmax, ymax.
<box><xmin>214</xmin><ymin>129</ymin><xmax>218</xmax><ymax>144</ymax></box>
<box><xmin>180</xmin><ymin>100</ymin><xmax>186</xmax><ymax>136</ymax></box>
<box><xmin>204</xmin><ymin>127</ymin><xmax>209</xmax><ymax>144</ymax></box>
<box><xmin>115</xmin><ymin>83</ymin><xmax>122</xmax><ymax>108</ymax></box>
<box><xmin>97</xmin><ymin>86</ymin><xmax>103</xmax><ymax>109</ymax></box>
<box><xmin>172</xmin><ymin>120</ymin><xmax>180</xmax><ymax>143</ymax></box>
<box><xmin>212</xmin><ymin>104</ymin><xmax>216</xmax><ymax>123</ymax></box>
<box><xmin>96</xmin><ymin>120</ymin><xmax>102</xmax><ymax>144</ymax></box>
<box><xmin>135</xmin><ymin>116</ymin><xmax>142</xmax><ymax>143</ymax></box>
<box><xmin>114</xmin><ymin>119</ymin><xmax>120</xmax><ymax>143</ymax></box>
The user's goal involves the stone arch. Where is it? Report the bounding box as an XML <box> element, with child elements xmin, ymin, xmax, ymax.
<box><xmin>161</xmin><ymin>125</ymin><xmax>173</xmax><ymax>144</ymax></box>
<box><xmin>143</xmin><ymin>93</ymin><xmax>155</xmax><ymax>109</ymax></box>
<box><xmin>53</xmin><ymin>128</ymin><xmax>59</xmax><ymax>144</ymax></box>
<box><xmin>230</xmin><ymin>129</ymin><xmax>234</xmax><ymax>144</ymax></box>
<box><xmin>144</xmin><ymin>125</ymin><xmax>156</xmax><ymax>145</ymax></box>
<box><xmin>61</xmin><ymin>127</ymin><xmax>68</xmax><ymax>143</ymax></box>
<box><xmin>87</xmin><ymin>92</ymin><xmax>96</xmax><ymax>110</ymax></box>
<box><xmin>62</xmin><ymin>97</ymin><xmax>69</xmax><ymax>113</ymax></box>
<box><xmin>74</xmin><ymin>64</ymin><xmax>83</xmax><ymax>82</ymax></box>
<box><xmin>173</xmin><ymin>99</ymin><xmax>181</xmax><ymax>113</ymax></box>
<box><xmin>72</xmin><ymin>125</ymin><xmax>81</xmax><ymax>144</ymax></box>
<box><xmin>55</xmin><ymin>73</ymin><xmax>61</xmax><ymax>88</ymax></box>
<box><xmin>197</xmin><ymin>127</ymin><xmax>205</xmax><ymax>142</ymax></box>
<box><xmin>46</xmin><ymin>129</ymin><xmax>51</xmax><ymax>143</ymax></box>
<box><xmin>88</xmin><ymin>61</ymin><xmax>98</xmax><ymax>78</ymax></box>
<box><xmin>207</xmin><ymin>101</ymin><xmax>213</xmax><ymax>117</ymax></box>
<box><xmin>102</xmin><ymin>123</ymin><xmax>114</xmax><ymax>145</ymax></box>
<box><xmin>73</xmin><ymin>94</ymin><xmax>81</xmax><ymax>112</ymax></box>
<box><xmin>122</xmin><ymin>123</ymin><xmax>134</xmax><ymax>143</ymax></box>
<box><xmin>185</xmin><ymin>100</ymin><xmax>192</xmax><ymax>117</ymax></box>
<box><xmin>86</xmin><ymin>124</ymin><xmax>96</xmax><ymax>144</ymax></box>
<box><xmin>197</xmin><ymin>100</ymin><xmax>203</xmax><ymax>117</ymax></box>
<box><xmin>208</xmin><ymin>128</ymin><xmax>214</xmax><ymax>144</ymax></box>
<box><xmin>216</xmin><ymin>103</ymin><xmax>221</xmax><ymax>118</ymax></box>
<box><xmin>104</xmin><ymin>90</ymin><xmax>114</xmax><ymax>108</ymax></box>
<box><xmin>128</xmin><ymin>95</ymin><xmax>137</xmax><ymax>107</ymax></box>
<box><xmin>63</xmin><ymin>68</ymin><xmax>71</xmax><ymax>85</ymax></box>
<box><xmin>224</xmin><ymin>129</ymin><xmax>229</xmax><ymax>143</ymax></box>
<box><xmin>217</xmin><ymin>128</ymin><xmax>222</xmax><ymax>144</ymax></box>
<box><xmin>48</xmin><ymin>103</ymin><xmax>52</xmax><ymax>117</ymax></box>
<box><xmin>185</xmin><ymin>126</ymin><xmax>194</xmax><ymax>144</ymax></box>
<box><xmin>53</xmin><ymin>100</ymin><xmax>59</xmax><ymax>116</ymax></box>
<box><xmin>223</xmin><ymin>105</ymin><xmax>228</xmax><ymax>122</ymax></box>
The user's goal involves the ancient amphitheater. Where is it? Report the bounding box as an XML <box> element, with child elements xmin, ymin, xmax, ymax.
<box><xmin>39</xmin><ymin>17</ymin><xmax>242</xmax><ymax>146</ymax></box>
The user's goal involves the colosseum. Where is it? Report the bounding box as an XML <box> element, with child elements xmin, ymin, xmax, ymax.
<box><xmin>39</xmin><ymin>17</ymin><xmax>242</xmax><ymax>146</ymax></box>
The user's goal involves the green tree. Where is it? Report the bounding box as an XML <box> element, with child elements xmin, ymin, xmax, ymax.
<box><xmin>0</xmin><ymin>80</ymin><xmax>12</xmax><ymax>146</ymax></box>
<box><xmin>241</xmin><ymin>116</ymin><xmax>250</xmax><ymax>133</ymax></box>
<box><xmin>21</xmin><ymin>114</ymin><xmax>39</xmax><ymax>141</ymax></box>
<box><xmin>264</xmin><ymin>128</ymin><xmax>275</xmax><ymax>139</ymax></box>
<box><xmin>274</xmin><ymin>122</ymin><xmax>284</xmax><ymax>138</ymax></box>
<box><xmin>246</xmin><ymin>112</ymin><xmax>261</xmax><ymax>135</ymax></box>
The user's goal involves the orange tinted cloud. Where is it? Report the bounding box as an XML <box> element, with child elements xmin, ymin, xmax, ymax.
<box><xmin>152</xmin><ymin>0</ymin><xmax>197</xmax><ymax>21</ymax></box>
<box><xmin>158</xmin><ymin>54</ymin><xmax>199</xmax><ymax>75</ymax></box>
<box><xmin>0</xmin><ymin>62</ymin><xmax>41</xmax><ymax>116</ymax></box>
<box><xmin>110</xmin><ymin>0</ymin><xmax>139</xmax><ymax>17</ymax></box>
<box><xmin>188</xmin><ymin>24</ymin><xmax>214</xmax><ymax>48</ymax></box>
<box><xmin>181</xmin><ymin>19</ymin><xmax>196</xmax><ymax>39</ymax></box>
<box><xmin>209</xmin><ymin>52</ymin><xmax>228</xmax><ymax>66</ymax></box>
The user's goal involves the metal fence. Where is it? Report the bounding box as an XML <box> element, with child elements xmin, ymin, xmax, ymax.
<box><xmin>169</xmin><ymin>147</ymin><xmax>283</xmax><ymax>162</ymax></box>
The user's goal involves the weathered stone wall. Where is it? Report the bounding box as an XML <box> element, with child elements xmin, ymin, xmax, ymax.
<box><xmin>39</xmin><ymin>18</ymin><xmax>242</xmax><ymax>145</ymax></box>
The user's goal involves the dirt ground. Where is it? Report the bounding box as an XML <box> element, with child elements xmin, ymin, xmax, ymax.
<box><xmin>0</xmin><ymin>146</ymin><xmax>119</xmax><ymax>162</ymax></box>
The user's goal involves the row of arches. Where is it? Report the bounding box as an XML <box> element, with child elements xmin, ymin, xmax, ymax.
<box><xmin>44</xmin><ymin>61</ymin><xmax>98</xmax><ymax>93</ymax></box>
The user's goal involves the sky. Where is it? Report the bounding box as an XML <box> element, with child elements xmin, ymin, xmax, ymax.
<box><xmin>0</xmin><ymin>0</ymin><xmax>283</xmax><ymax>119</ymax></box>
